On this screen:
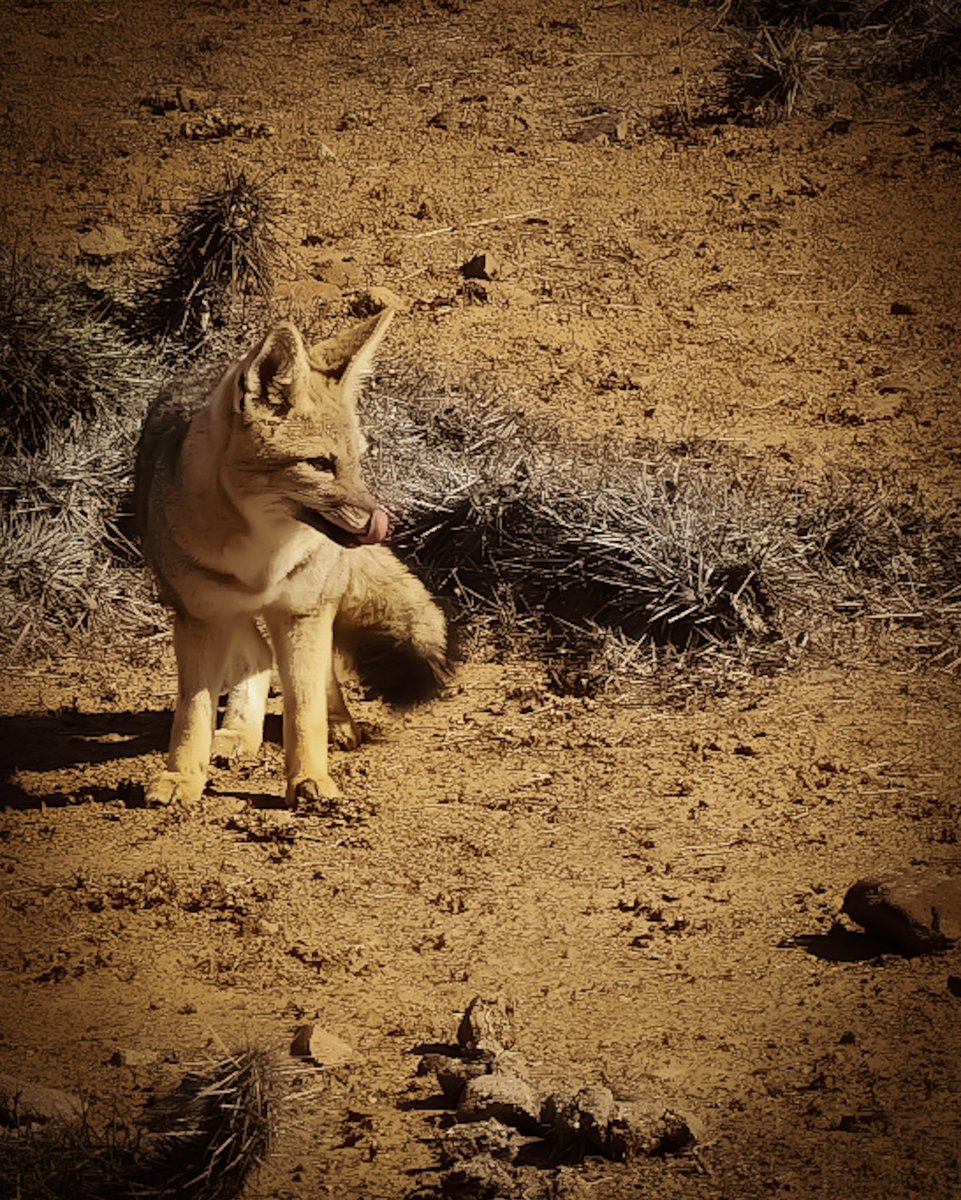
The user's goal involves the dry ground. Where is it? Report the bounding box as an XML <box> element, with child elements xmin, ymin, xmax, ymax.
<box><xmin>1</xmin><ymin>1</ymin><xmax>960</xmax><ymax>1197</ymax></box>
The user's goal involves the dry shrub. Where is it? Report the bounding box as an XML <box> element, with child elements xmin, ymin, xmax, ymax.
<box><xmin>0</xmin><ymin>253</ymin><xmax>160</xmax><ymax>455</ymax></box>
<box><xmin>0</xmin><ymin>1047</ymin><xmax>283</xmax><ymax>1200</ymax></box>
<box><xmin>363</xmin><ymin>367</ymin><xmax>961</xmax><ymax>688</ymax></box>
<box><xmin>855</xmin><ymin>0</ymin><xmax>961</xmax><ymax>82</ymax></box>
<box><xmin>0</xmin><ymin>425</ymin><xmax>166</xmax><ymax>657</ymax></box>
<box><xmin>700</xmin><ymin>0</ymin><xmax>961</xmax><ymax>132</ymax></box>
<box><xmin>720</xmin><ymin>23</ymin><xmax>828</xmax><ymax>121</ymax></box>
<box><xmin>138</xmin><ymin>169</ymin><xmax>281</xmax><ymax>350</ymax></box>
<box><xmin>0</xmin><ymin>253</ymin><xmax>168</xmax><ymax>655</ymax></box>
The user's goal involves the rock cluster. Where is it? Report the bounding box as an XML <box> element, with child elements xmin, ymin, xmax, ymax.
<box><xmin>415</xmin><ymin>996</ymin><xmax>697</xmax><ymax>1198</ymax></box>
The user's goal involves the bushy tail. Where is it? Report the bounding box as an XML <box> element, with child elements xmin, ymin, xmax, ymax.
<box><xmin>334</xmin><ymin>545</ymin><xmax>450</xmax><ymax>707</ymax></box>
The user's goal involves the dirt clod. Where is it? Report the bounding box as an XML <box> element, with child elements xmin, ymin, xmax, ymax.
<box><xmin>456</xmin><ymin>1074</ymin><xmax>542</xmax><ymax>1134</ymax></box>
<box><xmin>456</xmin><ymin>995</ymin><xmax>516</xmax><ymax>1055</ymax></box>
<box><xmin>437</xmin><ymin>1118</ymin><xmax>521</xmax><ymax>1168</ymax></box>
<box><xmin>604</xmin><ymin>1104</ymin><xmax>697</xmax><ymax>1161</ymax></box>
<box><xmin>440</xmin><ymin>1152</ymin><xmax>518</xmax><ymax>1200</ymax></box>
<box><xmin>289</xmin><ymin>1024</ymin><xmax>355</xmax><ymax>1067</ymax></box>
<box><xmin>460</xmin><ymin>252</ymin><xmax>499</xmax><ymax>281</ymax></box>
<box><xmin>542</xmin><ymin>1085</ymin><xmax>617</xmax><ymax>1152</ymax></box>
<box><xmin>426</xmin><ymin>1054</ymin><xmax>489</xmax><ymax>1104</ymax></box>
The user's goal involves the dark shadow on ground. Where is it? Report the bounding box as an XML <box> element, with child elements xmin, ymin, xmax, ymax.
<box><xmin>781</xmin><ymin>924</ymin><xmax>894</xmax><ymax>962</ymax></box>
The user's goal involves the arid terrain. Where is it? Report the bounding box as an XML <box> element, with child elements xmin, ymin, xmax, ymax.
<box><xmin>1</xmin><ymin>1</ymin><xmax>960</xmax><ymax>1198</ymax></box>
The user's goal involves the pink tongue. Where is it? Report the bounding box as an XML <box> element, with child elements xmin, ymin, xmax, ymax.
<box><xmin>358</xmin><ymin>506</ymin><xmax>390</xmax><ymax>545</ymax></box>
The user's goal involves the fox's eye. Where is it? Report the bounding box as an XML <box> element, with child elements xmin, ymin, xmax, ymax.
<box><xmin>306</xmin><ymin>455</ymin><xmax>336</xmax><ymax>474</ymax></box>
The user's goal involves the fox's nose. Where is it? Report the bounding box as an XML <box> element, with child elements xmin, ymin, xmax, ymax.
<box><xmin>358</xmin><ymin>507</ymin><xmax>390</xmax><ymax>545</ymax></box>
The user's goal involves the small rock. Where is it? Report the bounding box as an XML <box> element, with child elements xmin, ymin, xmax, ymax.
<box><xmin>890</xmin><ymin>301</ymin><xmax>916</xmax><ymax>316</ymax></box>
<box><xmin>77</xmin><ymin>225</ymin><xmax>134</xmax><ymax>260</ymax></box>
<box><xmin>569</xmin><ymin>112</ymin><xmax>629</xmax><ymax>143</ymax></box>
<box><xmin>0</xmin><ymin>1075</ymin><xmax>83</xmax><ymax>1126</ymax></box>
<box><xmin>457</xmin><ymin>995</ymin><xmax>516</xmax><ymax>1055</ymax></box>
<box><xmin>605</xmin><ymin>1104</ymin><xmax>696</xmax><ymax>1161</ymax></box>
<box><xmin>431</xmin><ymin>1054</ymin><xmax>489</xmax><ymax>1104</ymax></box>
<box><xmin>364</xmin><ymin>285</ymin><xmax>408</xmax><ymax>312</ymax></box>
<box><xmin>313</xmin><ymin>255</ymin><xmax>365</xmax><ymax>290</ymax></box>
<box><xmin>175</xmin><ymin>86</ymin><xmax>209</xmax><ymax>112</ymax></box>
<box><xmin>289</xmin><ymin>1024</ymin><xmax>355</xmax><ymax>1067</ymax></box>
<box><xmin>543</xmin><ymin>1085</ymin><xmax>617</xmax><ymax>1152</ymax></box>
<box><xmin>438</xmin><ymin>1118</ymin><xmax>519</xmax><ymax>1168</ymax></box>
<box><xmin>109</xmin><ymin>1047</ymin><xmax>160</xmax><ymax>1068</ymax></box>
<box><xmin>842</xmin><ymin>870</ymin><xmax>961</xmax><ymax>954</ymax></box>
<box><xmin>274</xmin><ymin>278</ymin><xmax>342</xmax><ymax>309</ymax></box>
<box><xmin>457</xmin><ymin>1073</ymin><xmax>541</xmax><ymax>1134</ymax></box>
<box><xmin>441</xmin><ymin>1152</ymin><xmax>517</xmax><ymax>1200</ymax></box>
<box><xmin>460</xmin><ymin>252</ymin><xmax>499</xmax><ymax>282</ymax></box>
<box><xmin>428</xmin><ymin>108</ymin><xmax>454</xmax><ymax>130</ymax></box>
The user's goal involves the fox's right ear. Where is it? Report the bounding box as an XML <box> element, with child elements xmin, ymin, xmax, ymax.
<box><xmin>236</xmin><ymin>323</ymin><xmax>309</xmax><ymax>414</ymax></box>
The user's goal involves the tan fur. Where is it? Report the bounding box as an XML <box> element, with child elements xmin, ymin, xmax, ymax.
<box><xmin>135</xmin><ymin>314</ymin><xmax>448</xmax><ymax>808</ymax></box>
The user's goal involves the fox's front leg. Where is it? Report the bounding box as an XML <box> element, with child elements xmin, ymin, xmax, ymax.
<box><xmin>267</xmin><ymin>604</ymin><xmax>340</xmax><ymax>808</ymax></box>
<box><xmin>147</xmin><ymin>615</ymin><xmax>230</xmax><ymax>807</ymax></box>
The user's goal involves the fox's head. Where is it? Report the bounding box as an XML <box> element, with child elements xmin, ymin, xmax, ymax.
<box><xmin>223</xmin><ymin>312</ymin><xmax>393</xmax><ymax>548</ymax></box>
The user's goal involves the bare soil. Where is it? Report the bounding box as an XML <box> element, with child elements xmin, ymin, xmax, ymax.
<box><xmin>1</xmin><ymin>2</ymin><xmax>960</xmax><ymax>1197</ymax></box>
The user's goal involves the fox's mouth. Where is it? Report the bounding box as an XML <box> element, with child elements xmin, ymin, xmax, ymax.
<box><xmin>297</xmin><ymin>504</ymin><xmax>389</xmax><ymax>548</ymax></box>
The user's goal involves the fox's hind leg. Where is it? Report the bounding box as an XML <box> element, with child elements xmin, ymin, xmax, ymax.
<box><xmin>146</xmin><ymin>615</ymin><xmax>233</xmax><ymax>807</ymax></box>
<box><xmin>212</xmin><ymin>619</ymin><xmax>272</xmax><ymax>765</ymax></box>
<box><xmin>327</xmin><ymin>651</ymin><xmax>361</xmax><ymax>751</ymax></box>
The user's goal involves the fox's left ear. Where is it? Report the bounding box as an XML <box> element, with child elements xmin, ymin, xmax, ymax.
<box><xmin>309</xmin><ymin>309</ymin><xmax>394</xmax><ymax>397</ymax></box>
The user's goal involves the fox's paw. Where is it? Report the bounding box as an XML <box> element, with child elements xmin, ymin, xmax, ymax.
<box><xmin>286</xmin><ymin>773</ymin><xmax>341</xmax><ymax>811</ymax></box>
<box><xmin>211</xmin><ymin>728</ymin><xmax>262</xmax><ymax>767</ymax></box>
<box><xmin>145</xmin><ymin>770</ymin><xmax>205</xmax><ymax>808</ymax></box>
<box><xmin>329</xmin><ymin>716</ymin><xmax>361</xmax><ymax>751</ymax></box>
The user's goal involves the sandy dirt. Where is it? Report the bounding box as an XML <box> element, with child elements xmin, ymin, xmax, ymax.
<box><xmin>1</xmin><ymin>1</ymin><xmax>960</xmax><ymax>1197</ymax></box>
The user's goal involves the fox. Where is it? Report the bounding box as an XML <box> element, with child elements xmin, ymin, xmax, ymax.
<box><xmin>135</xmin><ymin>310</ymin><xmax>449</xmax><ymax>809</ymax></box>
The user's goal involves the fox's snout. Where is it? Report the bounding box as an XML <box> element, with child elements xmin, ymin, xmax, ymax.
<box><xmin>297</xmin><ymin>498</ymin><xmax>391</xmax><ymax>549</ymax></box>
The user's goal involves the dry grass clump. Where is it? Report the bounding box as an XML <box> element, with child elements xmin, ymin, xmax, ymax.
<box><xmin>137</xmin><ymin>1047</ymin><xmax>282</xmax><ymax>1199</ymax></box>
<box><xmin>0</xmin><ymin>253</ymin><xmax>160</xmax><ymax>455</ymax></box>
<box><xmin>702</xmin><ymin>0</ymin><xmax>960</xmax><ymax>129</ymax></box>
<box><xmin>0</xmin><ymin>1047</ymin><xmax>283</xmax><ymax>1200</ymax></box>
<box><xmin>0</xmin><ymin>253</ymin><xmax>167</xmax><ymax>655</ymax></box>
<box><xmin>363</xmin><ymin>367</ymin><xmax>961</xmax><ymax>690</ymax></box>
<box><xmin>0</xmin><ymin>432</ymin><xmax>164</xmax><ymax>657</ymax></box>
<box><xmin>857</xmin><ymin>0</ymin><xmax>961</xmax><ymax>81</ymax></box>
<box><xmin>720</xmin><ymin>24</ymin><xmax>828</xmax><ymax>122</ymax></box>
<box><xmin>138</xmin><ymin>170</ymin><xmax>281</xmax><ymax>350</ymax></box>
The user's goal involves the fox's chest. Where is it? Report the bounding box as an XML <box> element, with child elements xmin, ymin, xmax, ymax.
<box><xmin>178</xmin><ymin>525</ymin><xmax>347</xmax><ymax>620</ymax></box>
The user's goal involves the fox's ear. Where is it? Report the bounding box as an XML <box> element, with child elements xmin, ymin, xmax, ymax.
<box><xmin>237</xmin><ymin>322</ymin><xmax>309</xmax><ymax>413</ymax></box>
<box><xmin>309</xmin><ymin>309</ymin><xmax>394</xmax><ymax>397</ymax></box>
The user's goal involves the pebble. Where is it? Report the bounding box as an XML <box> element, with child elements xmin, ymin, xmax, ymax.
<box><xmin>289</xmin><ymin>1024</ymin><xmax>355</xmax><ymax>1067</ymax></box>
